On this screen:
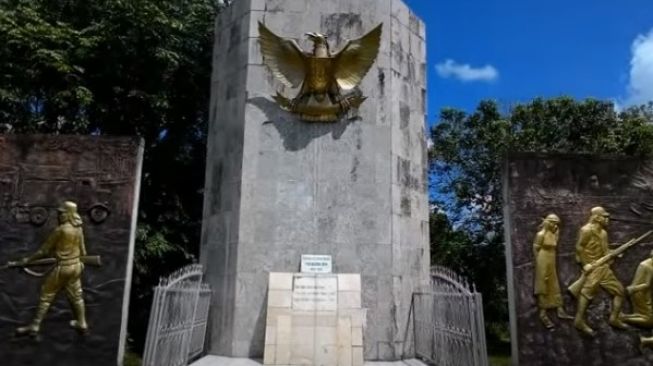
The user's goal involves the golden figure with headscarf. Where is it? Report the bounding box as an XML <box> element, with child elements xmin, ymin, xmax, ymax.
<box><xmin>533</xmin><ymin>213</ymin><xmax>573</xmax><ymax>328</ymax></box>
<box><xmin>15</xmin><ymin>201</ymin><xmax>89</xmax><ymax>336</ymax></box>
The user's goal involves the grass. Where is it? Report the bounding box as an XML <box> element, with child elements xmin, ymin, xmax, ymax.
<box><xmin>124</xmin><ymin>351</ymin><xmax>142</xmax><ymax>366</ymax></box>
<box><xmin>487</xmin><ymin>332</ymin><xmax>511</xmax><ymax>366</ymax></box>
<box><xmin>489</xmin><ymin>355</ymin><xmax>511</xmax><ymax>366</ymax></box>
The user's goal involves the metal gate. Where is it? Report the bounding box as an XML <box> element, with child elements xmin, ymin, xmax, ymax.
<box><xmin>413</xmin><ymin>266</ymin><xmax>488</xmax><ymax>366</ymax></box>
<box><xmin>143</xmin><ymin>264</ymin><xmax>211</xmax><ymax>366</ymax></box>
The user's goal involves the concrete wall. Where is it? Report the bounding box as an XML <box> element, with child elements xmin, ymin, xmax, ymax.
<box><xmin>200</xmin><ymin>0</ymin><xmax>429</xmax><ymax>360</ymax></box>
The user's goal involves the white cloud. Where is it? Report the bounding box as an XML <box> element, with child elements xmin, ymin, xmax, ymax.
<box><xmin>435</xmin><ymin>59</ymin><xmax>499</xmax><ymax>82</ymax></box>
<box><xmin>625</xmin><ymin>28</ymin><xmax>653</xmax><ymax>106</ymax></box>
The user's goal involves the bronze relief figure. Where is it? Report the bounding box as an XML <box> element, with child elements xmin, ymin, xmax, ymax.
<box><xmin>258</xmin><ymin>22</ymin><xmax>382</xmax><ymax>122</ymax></box>
<box><xmin>8</xmin><ymin>201</ymin><xmax>102</xmax><ymax>337</ymax></box>
<box><xmin>567</xmin><ymin>207</ymin><xmax>650</xmax><ymax>336</ymax></box>
<box><xmin>533</xmin><ymin>214</ymin><xmax>573</xmax><ymax>328</ymax></box>
<box><xmin>620</xmin><ymin>250</ymin><xmax>653</xmax><ymax>348</ymax></box>
<box><xmin>621</xmin><ymin>250</ymin><xmax>653</xmax><ymax>328</ymax></box>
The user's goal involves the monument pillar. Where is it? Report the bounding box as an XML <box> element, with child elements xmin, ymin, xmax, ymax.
<box><xmin>201</xmin><ymin>0</ymin><xmax>429</xmax><ymax>360</ymax></box>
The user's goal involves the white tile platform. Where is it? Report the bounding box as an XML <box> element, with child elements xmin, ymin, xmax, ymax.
<box><xmin>189</xmin><ymin>356</ymin><xmax>428</xmax><ymax>366</ymax></box>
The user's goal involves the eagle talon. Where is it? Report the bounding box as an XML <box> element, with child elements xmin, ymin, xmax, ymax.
<box><xmin>339</xmin><ymin>98</ymin><xmax>352</xmax><ymax>111</ymax></box>
<box><xmin>289</xmin><ymin>99</ymin><xmax>300</xmax><ymax>112</ymax></box>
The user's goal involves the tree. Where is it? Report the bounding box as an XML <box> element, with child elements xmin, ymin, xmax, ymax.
<box><xmin>429</xmin><ymin>97</ymin><xmax>653</xmax><ymax>348</ymax></box>
<box><xmin>0</xmin><ymin>0</ymin><xmax>216</xmax><ymax>353</ymax></box>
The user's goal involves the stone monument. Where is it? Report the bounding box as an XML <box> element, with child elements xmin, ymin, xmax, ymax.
<box><xmin>200</xmin><ymin>0</ymin><xmax>429</xmax><ymax>361</ymax></box>
<box><xmin>504</xmin><ymin>154</ymin><xmax>653</xmax><ymax>365</ymax></box>
<box><xmin>0</xmin><ymin>135</ymin><xmax>143</xmax><ymax>366</ymax></box>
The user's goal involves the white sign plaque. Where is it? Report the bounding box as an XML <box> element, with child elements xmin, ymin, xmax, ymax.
<box><xmin>292</xmin><ymin>275</ymin><xmax>338</xmax><ymax>310</ymax></box>
<box><xmin>300</xmin><ymin>254</ymin><xmax>332</xmax><ymax>273</ymax></box>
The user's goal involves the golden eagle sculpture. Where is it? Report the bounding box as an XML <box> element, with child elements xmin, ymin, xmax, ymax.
<box><xmin>258</xmin><ymin>22</ymin><xmax>382</xmax><ymax>122</ymax></box>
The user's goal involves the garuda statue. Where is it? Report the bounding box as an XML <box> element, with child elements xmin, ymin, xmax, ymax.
<box><xmin>258</xmin><ymin>22</ymin><xmax>382</xmax><ymax>122</ymax></box>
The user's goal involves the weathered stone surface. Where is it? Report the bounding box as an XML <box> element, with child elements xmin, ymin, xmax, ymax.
<box><xmin>0</xmin><ymin>135</ymin><xmax>142</xmax><ymax>366</ymax></box>
<box><xmin>202</xmin><ymin>0</ymin><xmax>428</xmax><ymax>360</ymax></box>
<box><xmin>504</xmin><ymin>154</ymin><xmax>653</xmax><ymax>366</ymax></box>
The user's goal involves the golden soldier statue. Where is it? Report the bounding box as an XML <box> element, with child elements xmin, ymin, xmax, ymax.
<box><xmin>15</xmin><ymin>201</ymin><xmax>89</xmax><ymax>335</ymax></box>
<box><xmin>571</xmin><ymin>206</ymin><xmax>628</xmax><ymax>336</ymax></box>
<box><xmin>533</xmin><ymin>214</ymin><xmax>573</xmax><ymax>328</ymax></box>
<box><xmin>621</xmin><ymin>250</ymin><xmax>653</xmax><ymax>328</ymax></box>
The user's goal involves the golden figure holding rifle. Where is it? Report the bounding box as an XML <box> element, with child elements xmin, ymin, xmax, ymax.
<box><xmin>4</xmin><ymin>201</ymin><xmax>102</xmax><ymax>336</ymax></box>
<box><xmin>568</xmin><ymin>206</ymin><xmax>652</xmax><ymax>336</ymax></box>
<box><xmin>532</xmin><ymin>214</ymin><xmax>573</xmax><ymax>328</ymax></box>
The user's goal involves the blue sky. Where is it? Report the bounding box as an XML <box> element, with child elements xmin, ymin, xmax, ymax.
<box><xmin>403</xmin><ymin>0</ymin><xmax>653</xmax><ymax>124</ymax></box>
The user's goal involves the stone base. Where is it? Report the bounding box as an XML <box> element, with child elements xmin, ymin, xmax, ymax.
<box><xmin>264</xmin><ymin>273</ymin><xmax>365</xmax><ymax>366</ymax></box>
<box><xmin>190</xmin><ymin>356</ymin><xmax>428</xmax><ymax>366</ymax></box>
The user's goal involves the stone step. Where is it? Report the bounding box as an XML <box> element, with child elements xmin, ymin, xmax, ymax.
<box><xmin>189</xmin><ymin>356</ymin><xmax>428</xmax><ymax>366</ymax></box>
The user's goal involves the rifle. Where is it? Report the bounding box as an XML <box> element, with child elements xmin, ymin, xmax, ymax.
<box><xmin>568</xmin><ymin>230</ymin><xmax>653</xmax><ymax>297</ymax></box>
<box><xmin>0</xmin><ymin>255</ymin><xmax>103</xmax><ymax>271</ymax></box>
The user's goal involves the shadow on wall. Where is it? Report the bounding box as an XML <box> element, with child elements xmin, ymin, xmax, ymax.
<box><xmin>249</xmin><ymin>289</ymin><xmax>268</xmax><ymax>357</ymax></box>
<box><xmin>248</xmin><ymin>96</ymin><xmax>360</xmax><ymax>152</ymax></box>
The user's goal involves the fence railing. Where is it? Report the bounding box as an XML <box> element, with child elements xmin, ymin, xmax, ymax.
<box><xmin>143</xmin><ymin>264</ymin><xmax>211</xmax><ymax>366</ymax></box>
<box><xmin>413</xmin><ymin>266</ymin><xmax>488</xmax><ymax>366</ymax></box>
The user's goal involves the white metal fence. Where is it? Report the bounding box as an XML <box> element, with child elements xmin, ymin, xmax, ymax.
<box><xmin>143</xmin><ymin>264</ymin><xmax>211</xmax><ymax>366</ymax></box>
<box><xmin>413</xmin><ymin>266</ymin><xmax>488</xmax><ymax>366</ymax></box>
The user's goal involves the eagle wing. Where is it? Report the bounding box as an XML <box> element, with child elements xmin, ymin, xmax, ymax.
<box><xmin>332</xmin><ymin>24</ymin><xmax>383</xmax><ymax>91</ymax></box>
<box><xmin>258</xmin><ymin>22</ymin><xmax>307</xmax><ymax>88</ymax></box>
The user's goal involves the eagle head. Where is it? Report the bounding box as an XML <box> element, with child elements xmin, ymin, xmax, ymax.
<box><xmin>305</xmin><ymin>32</ymin><xmax>330</xmax><ymax>57</ymax></box>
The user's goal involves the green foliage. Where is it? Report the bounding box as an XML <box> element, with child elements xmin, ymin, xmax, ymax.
<box><xmin>0</xmin><ymin>0</ymin><xmax>216</xmax><ymax>354</ymax></box>
<box><xmin>430</xmin><ymin>97</ymin><xmax>653</xmax><ymax>345</ymax></box>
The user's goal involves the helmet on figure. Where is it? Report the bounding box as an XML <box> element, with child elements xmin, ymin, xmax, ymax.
<box><xmin>590</xmin><ymin>206</ymin><xmax>610</xmax><ymax>217</ymax></box>
<box><xmin>544</xmin><ymin>214</ymin><xmax>560</xmax><ymax>223</ymax></box>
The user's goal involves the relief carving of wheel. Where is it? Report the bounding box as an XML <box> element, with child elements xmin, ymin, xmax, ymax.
<box><xmin>89</xmin><ymin>204</ymin><xmax>110</xmax><ymax>223</ymax></box>
<box><xmin>29</xmin><ymin>207</ymin><xmax>49</xmax><ymax>226</ymax></box>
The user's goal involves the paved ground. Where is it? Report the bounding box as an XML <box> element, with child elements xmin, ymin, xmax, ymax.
<box><xmin>190</xmin><ymin>356</ymin><xmax>429</xmax><ymax>366</ymax></box>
